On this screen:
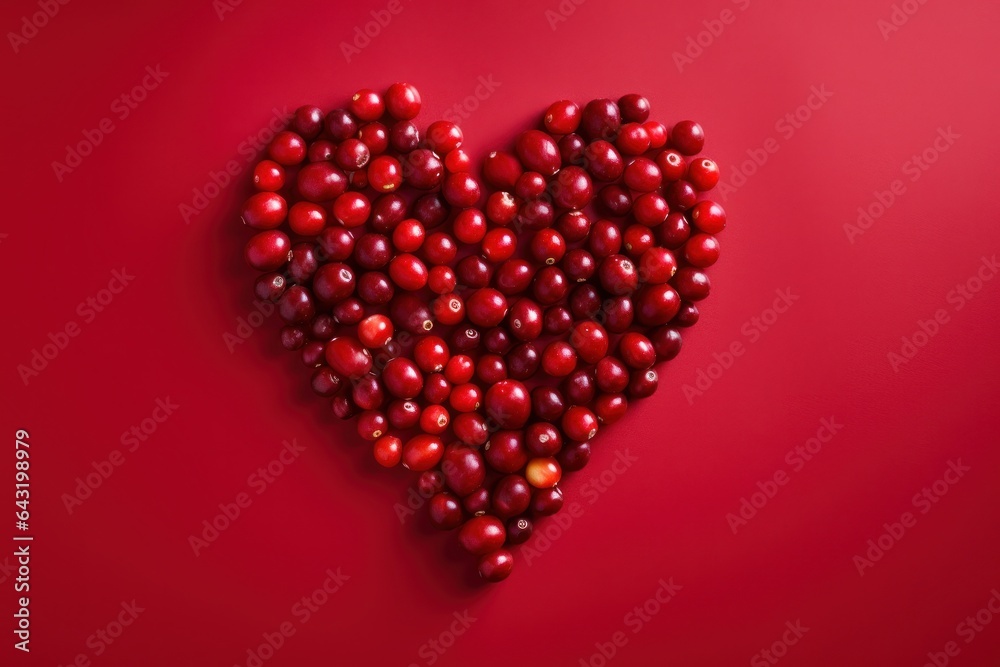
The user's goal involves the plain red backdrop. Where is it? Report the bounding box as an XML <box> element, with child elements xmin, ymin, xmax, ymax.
<box><xmin>3</xmin><ymin>0</ymin><xmax>1000</xmax><ymax>665</ymax></box>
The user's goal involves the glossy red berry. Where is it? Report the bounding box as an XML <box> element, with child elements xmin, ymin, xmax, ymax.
<box><xmin>671</xmin><ymin>120</ymin><xmax>705</xmax><ymax>155</ymax></box>
<box><xmin>459</xmin><ymin>516</ymin><xmax>505</xmax><ymax>556</ymax></box>
<box><xmin>385</xmin><ymin>82</ymin><xmax>421</xmax><ymax>120</ymax></box>
<box><xmin>544</xmin><ymin>100</ymin><xmax>581</xmax><ymax>134</ymax></box>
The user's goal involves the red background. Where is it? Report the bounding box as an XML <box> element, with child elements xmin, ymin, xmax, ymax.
<box><xmin>4</xmin><ymin>0</ymin><xmax>1000</xmax><ymax>665</ymax></box>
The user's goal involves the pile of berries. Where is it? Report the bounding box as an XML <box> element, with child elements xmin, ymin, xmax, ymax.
<box><xmin>239</xmin><ymin>83</ymin><xmax>726</xmax><ymax>582</ymax></box>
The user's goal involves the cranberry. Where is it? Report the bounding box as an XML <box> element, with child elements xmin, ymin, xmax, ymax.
<box><xmin>691</xmin><ymin>200</ymin><xmax>726</xmax><ymax>234</ymax></box>
<box><xmin>311</xmin><ymin>366</ymin><xmax>343</xmax><ymax>397</ymax></box>
<box><xmin>532</xmin><ymin>386</ymin><xmax>566</xmax><ymax>421</ymax></box>
<box><xmin>332</xmin><ymin>192</ymin><xmax>371</xmax><ymax>228</ymax></box>
<box><xmin>656</xmin><ymin>149</ymin><xmax>687</xmax><ymax>182</ymax></box>
<box><xmin>418</xmin><ymin>405</ymin><xmax>447</xmax><ymax>433</ymax></box>
<box><xmin>423</xmin><ymin>373</ymin><xmax>451</xmax><ymax>405</ymax></box>
<box><xmin>583</xmin><ymin>140</ymin><xmax>624</xmax><ymax>181</ymax></box>
<box><xmin>526</xmin><ymin>457</ymin><xmax>562</xmax><ymax>489</ymax></box>
<box><xmin>588</xmin><ymin>220</ymin><xmax>622</xmax><ymax>258</ymax></box>
<box><xmin>453</xmin><ymin>208</ymin><xmax>488</xmax><ymax>244</ymax></box>
<box><xmin>453</xmin><ymin>412</ymin><xmax>489</xmax><ymax>446</ymax></box>
<box><xmin>402</xmin><ymin>434</ymin><xmax>445</xmax><ymax>471</ymax></box>
<box><xmin>492</xmin><ymin>475</ymin><xmax>532</xmax><ymax>518</ymax></box>
<box><xmin>506</xmin><ymin>517</ymin><xmax>533</xmax><ymax>545</ymax></box>
<box><xmin>594</xmin><ymin>393</ymin><xmax>628</xmax><ymax>425</ymax></box>
<box><xmin>544</xmin><ymin>100</ymin><xmax>581</xmax><ymax>134</ymax></box>
<box><xmin>331</xmin><ymin>394</ymin><xmax>359</xmax><ymax>419</ymax></box>
<box><xmin>562</xmin><ymin>248</ymin><xmax>596</xmax><ymax>283</ymax></box>
<box><xmin>255</xmin><ymin>273</ymin><xmax>285</xmax><ymax>303</ymax></box>
<box><xmin>459</xmin><ymin>516</ymin><xmax>506</xmax><ymax>556</ymax></box>
<box><xmin>477</xmin><ymin>353</ymin><xmax>508</xmax><ymax>383</ymax></box>
<box><xmin>357</xmin><ymin>314</ymin><xmax>393</xmax><ymax>348</ymax></box>
<box><xmin>635</xmin><ymin>284</ymin><xmax>682</xmax><ymax>325</ymax></box>
<box><xmin>658</xmin><ymin>212</ymin><xmax>691</xmax><ymax>249</ymax></box>
<box><xmin>526</xmin><ymin>423</ymin><xmax>562</xmax><ymax>457</ymax></box>
<box><xmin>485</xmin><ymin>379</ymin><xmax>531</xmax><ymax>428</ymax></box>
<box><xmin>483</xmin><ymin>328</ymin><xmax>513</xmax><ymax>355</ymax></box>
<box><xmin>515</xmin><ymin>171</ymin><xmax>547</xmax><ymax>199</ymax></box>
<box><xmin>352</xmin><ymin>379</ymin><xmax>385</xmax><ymax>415</ymax></box>
<box><xmin>674</xmin><ymin>302</ymin><xmax>700</xmax><ymax>327</ymax></box>
<box><xmin>449</xmin><ymin>383</ymin><xmax>483</xmax><ymax>412</ymax></box>
<box><xmin>552</xmin><ymin>166</ymin><xmax>594</xmax><ymax>209</ymax></box>
<box><xmin>531</xmin><ymin>486</ymin><xmax>564</xmax><ymax>515</ymax></box>
<box><xmin>563</xmin><ymin>368</ymin><xmax>597</xmax><ymax>405</ymax></box>
<box><xmin>463</xmin><ymin>488</ymin><xmax>491</xmax><ymax>516</ymax></box>
<box><xmin>242</xmin><ymin>192</ymin><xmax>287</xmax><ymax>230</ymax></box>
<box><xmin>558</xmin><ymin>441</ymin><xmax>592</xmax><ymax>471</ymax></box>
<box><xmin>516</xmin><ymin>129</ymin><xmax>561</xmax><ymax>176</ymax></box>
<box><xmin>349</xmin><ymin>89</ymin><xmax>384</xmax><ymax>121</ymax></box>
<box><xmin>618</xmin><ymin>94</ymin><xmax>650</xmax><ymax>123</ymax></box>
<box><xmin>516</xmin><ymin>199</ymin><xmax>555</xmax><ymax>232</ymax></box>
<box><xmin>569</xmin><ymin>321</ymin><xmax>609</xmax><ymax>364</ymax></box>
<box><xmin>651</xmin><ymin>326</ymin><xmax>683</xmax><ymax>360</ymax></box>
<box><xmin>684</xmin><ymin>233</ymin><xmax>721</xmax><ymax>267</ymax></box>
<box><xmin>442</xmin><ymin>172</ymin><xmax>481</xmax><ymax>207</ymax></box>
<box><xmin>580</xmin><ymin>98</ymin><xmax>621</xmax><ymax>141</ymax></box>
<box><xmin>444</xmin><ymin>149</ymin><xmax>471</xmax><ymax>173</ymax></box>
<box><xmin>639</xmin><ymin>247</ymin><xmax>677</xmax><ymax>284</ymax></box>
<box><xmin>532</xmin><ymin>266</ymin><xmax>569</xmax><ymax>305</ymax></box>
<box><xmin>334</xmin><ymin>138</ymin><xmax>370</xmax><ymax>171</ymax></box>
<box><xmin>325</xmin><ymin>108</ymin><xmax>357</xmax><ymax>141</ymax></box>
<box><xmin>370</xmin><ymin>193</ymin><xmax>407</xmax><ymax>232</ymax></box>
<box><xmin>413</xmin><ymin>193</ymin><xmax>450</xmax><ymax>228</ymax></box>
<box><xmin>388</xmin><ymin>399</ymin><xmax>421</xmax><ymax>429</ymax></box>
<box><xmin>598</xmin><ymin>254</ymin><xmax>639</xmax><ymax>295</ymax></box>
<box><xmin>672</xmin><ymin>267</ymin><xmax>711</xmax><ymax>301</ymax></box>
<box><xmin>570</xmin><ymin>284</ymin><xmax>601</xmax><ymax>321</ymax></box>
<box><xmin>292</xmin><ymin>104</ymin><xmax>324</xmax><ymax>139</ymax></box>
<box><xmin>333</xmin><ymin>297</ymin><xmax>365</xmax><ymax>325</ymax></box>
<box><xmin>431</xmin><ymin>292</ymin><xmax>465</xmax><ymax>327</ymax></box>
<box><xmin>483</xmin><ymin>151</ymin><xmax>523</xmax><ymax>190</ymax></box>
<box><xmin>623</xmin><ymin>157</ymin><xmax>662</xmax><ymax>192</ymax></box>
<box><xmin>325</xmin><ymin>336</ymin><xmax>372</xmax><ymax>379</ymax></box>
<box><xmin>368</xmin><ymin>156</ymin><xmax>402</xmax><ymax>192</ymax></box>
<box><xmin>596</xmin><ymin>356</ymin><xmax>630</xmax><ymax>393</ymax></box>
<box><xmin>671</xmin><ymin>120</ymin><xmax>705</xmax><ymax>155</ymax></box>
<box><xmin>428</xmin><ymin>492</ymin><xmax>463</xmax><ymax>529</ymax></box>
<box><xmin>252</xmin><ymin>160</ymin><xmax>284</xmax><ymax>191</ymax></box>
<box><xmin>357</xmin><ymin>272</ymin><xmax>394</xmax><ymax>305</ymax></box>
<box><xmin>508</xmin><ymin>298</ymin><xmax>544</xmax><ymax>341</ymax></box>
<box><xmin>373</xmin><ymin>435</ymin><xmax>402</xmax><ymax>468</ymax></box>
<box><xmin>288</xmin><ymin>202</ymin><xmax>327</xmax><ymax>236</ymax></box>
<box><xmin>310</xmin><ymin>315</ymin><xmax>336</xmax><ymax>341</ymax></box>
<box><xmin>357</xmin><ymin>410</ymin><xmax>388</xmax><ymax>441</ymax></box>
<box><xmin>616</xmin><ymin>122</ymin><xmax>651</xmax><ymax>156</ymax></box>
<box><xmin>245</xmin><ymin>230</ymin><xmax>291</xmax><ymax>271</ymax></box>
<box><xmin>541</xmin><ymin>341</ymin><xmax>577</xmax><ymax>377</ymax></box>
<box><xmin>388</xmin><ymin>253</ymin><xmax>428</xmax><ymax>291</ymax></box>
<box><xmin>481</xmin><ymin>228</ymin><xmax>517</xmax><ymax>263</ymax></box>
<box><xmin>619</xmin><ymin>332</ymin><xmax>656</xmax><ymax>369</ymax></box>
<box><xmin>451</xmin><ymin>328</ymin><xmax>481</xmax><ymax>355</ymax></box>
<box><xmin>623</xmin><ymin>224</ymin><xmax>655</xmax><ymax>258</ymax></box>
<box><xmin>268</xmin><ymin>131</ymin><xmax>306</xmax><ymax>166</ymax></box>
<box><xmin>598</xmin><ymin>184</ymin><xmax>633</xmax><ymax>217</ymax></box>
<box><xmin>428</xmin><ymin>266</ymin><xmax>456</xmax><ymax>294</ymax></box>
<box><xmin>466</xmin><ymin>288</ymin><xmax>508</xmax><ymax>327</ymax></box>
<box><xmin>392</xmin><ymin>219</ymin><xmax>425</xmax><ymax>253</ymax></box>
<box><xmin>507</xmin><ymin>342</ymin><xmax>540</xmax><ymax>380</ymax></box>
<box><xmin>687</xmin><ymin>157</ymin><xmax>719</xmax><ymax>191</ymax></box>
<box><xmin>312</xmin><ymin>263</ymin><xmax>355</xmax><ymax>303</ymax></box>
<box><xmin>287</xmin><ymin>244</ymin><xmax>318</xmax><ymax>283</ymax></box>
<box><xmin>494</xmin><ymin>259</ymin><xmax>536</xmax><ymax>295</ymax></box>
<box><xmin>562</xmin><ymin>406</ymin><xmax>598</xmax><ymax>441</ymax></box>
<box><xmin>426</xmin><ymin>120</ymin><xmax>463</xmax><ymax>153</ymax></box>
<box><xmin>559</xmin><ymin>133</ymin><xmax>587</xmax><ymax>165</ymax></box>
<box><xmin>556</xmin><ymin>211</ymin><xmax>592</xmax><ymax>242</ymax></box>
<box><xmin>385</xmin><ymin>82</ymin><xmax>421</xmax><ymax>120</ymax></box>
<box><xmin>485</xmin><ymin>430</ymin><xmax>529</xmax><ymax>473</ymax></box>
<box><xmin>301</xmin><ymin>341</ymin><xmax>326</xmax><ymax>367</ymax></box>
<box><xmin>390</xmin><ymin>121</ymin><xmax>421</xmax><ymax>153</ymax></box>
<box><xmin>486</xmin><ymin>191</ymin><xmax>518</xmax><ymax>226</ymax></box>
<box><xmin>319</xmin><ymin>226</ymin><xmax>355</xmax><ymax>261</ymax></box>
<box><xmin>629</xmin><ymin>369</ymin><xmax>659</xmax><ymax>398</ymax></box>
<box><xmin>543</xmin><ymin>306</ymin><xmax>573</xmax><ymax>335</ymax></box>
<box><xmin>382</xmin><ymin>357</ymin><xmax>423</xmax><ymax>399</ymax></box>
<box><xmin>361</xmin><ymin>123</ymin><xmax>391</xmax><ymax>155</ymax></box>
<box><xmin>666</xmin><ymin>180</ymin><xmax>697</xmax><ymax>211</ymax></box>
<box><xmin>403</xmin><ymin>149</ymin><xmax>444</xmax><ymax>190</ymax></box>
<box><xmin>308</xmin><ymin>139</ymin><xmax>336</xmax><ymax>162</ymax></box>
<box><xmin>422</xmin><ymin>232</ymin><xmax>458</xmax><ymax>265</ymax></box>
<box><xmin>442</xmin><ymin>444</ymin><xmax>486</xmax><ymax>497</ymax></box>
<box><xmin>644</xmin><ymin>121</ymin><xmax>668</xmax><ymax>149</ymax></box>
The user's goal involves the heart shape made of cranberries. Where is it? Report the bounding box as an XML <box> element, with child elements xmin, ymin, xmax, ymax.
<box><xmin>237</xmin><ymin>83</ymin><xmax>727</xmax><ymax>583</ymax></box>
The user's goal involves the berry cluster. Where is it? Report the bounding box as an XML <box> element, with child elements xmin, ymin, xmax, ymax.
<box><xmin>239</xmin><ymin>83</ymin><xmax>727</xmax><ymax>582</ymax></box>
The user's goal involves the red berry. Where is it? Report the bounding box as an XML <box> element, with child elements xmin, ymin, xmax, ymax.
<box><xmin>385</xmin><ymin>82</ymin><xmax>421</xmax><ymax>120</ymax></box>
<box><xmin>544</xmin><ymin>100</ymin><xmax>581</xmax><ymax>134</ymax></box>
